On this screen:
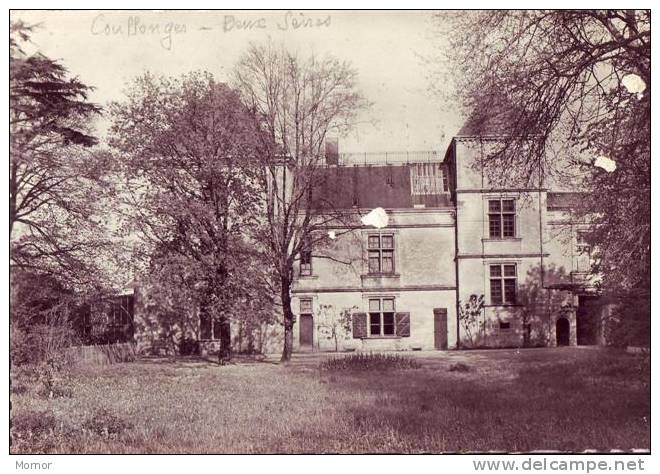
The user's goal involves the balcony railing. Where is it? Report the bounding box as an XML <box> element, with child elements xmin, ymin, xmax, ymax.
<box><xmin>328</xmin><ymin>151</ymin><xmax>443</xmax><ymax>166</ymax></box>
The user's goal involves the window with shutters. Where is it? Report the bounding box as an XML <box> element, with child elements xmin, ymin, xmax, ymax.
<box><xmin>489</xmin><ymin>264</ymin><xmax>517</xmax><ymax>305</ymax></box>
<box><xmin>488</xmin><ymin>199</ymin><xmax>516</xmax><ymax>238</ymax></box>
<box><xmin>367</xmin><ymin>234</ymin><xmax>395</xmax><ymax>274</ymax></box>
<box><xmin>368</xmin><ymin>297</ymin><xmax>395</xmax><ymax>336</ymax></box>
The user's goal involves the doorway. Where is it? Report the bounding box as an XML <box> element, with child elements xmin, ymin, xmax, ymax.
<box><xmin>577</xmin><ymin>295</ymin><xmax>600</xmax><ymax>345</ymax></box>
<box><xmin>299</xmin><ymin>314</ymin><xmax>313</xmax><ymax>348</ymax></box>
<box><xmin>433</xmin><ymin>308</ymin><xmax>448</xmax><ymax>350</ymax></box>
<box><xmin>556</xmin><ymin>317</ymin><xmax>570</xmax><ymax>346</ymax></box>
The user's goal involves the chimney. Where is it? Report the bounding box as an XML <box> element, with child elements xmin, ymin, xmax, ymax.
<box><xmin>325</xmin><ymin>137</ymin><xmax>339</xmax><ymax>165</ymax></box>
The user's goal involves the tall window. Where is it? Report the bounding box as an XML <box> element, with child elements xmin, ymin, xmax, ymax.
<box><xmin>200</xmin><ymin>312</ymin><xmax>224</xmax><ymax>340</ymax></box>
<box><xmin>107</xmin><ymin>295</ymin><xmax>134</xmax><ymax>343</ymax></box>
<box><xmin>300</xmin><ymin>240</ymin><xmax>312</xmax><ymax>276</ymax></box>
<box><xmin>368</xmin><ymin>297</ymin><xmax>395</xmax><ymax>336</ymax></box>
<box><xmin>488</xmin><ymin>199</ymin><xmax>516</xmax><ymax>238</ymax></box>
<box><xmin>442</xmin><ymin>171</ymin><xmax>449</xmax><ymax>192</ymax></box>
<box><xmin>490</xmin><ymin>264</ymin><xmax>517</xmax><ymax>304</ymax></box>
<box><xmin>368</xmin><ymin>234</ymin><xmax>394</xmax><ymax>274</ymax></box>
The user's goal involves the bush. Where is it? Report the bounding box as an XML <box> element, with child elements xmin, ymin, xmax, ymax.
<box><xmin>320</xmin><ymin>352</ymin><xmax>421</xmax><ymax>371</ymax></box>
<box><xmin>12</xmin><ymin>410</ymin><xmax>58</xmax><ymax>439</ymax></box>
<box><xmin>11</xmin><ymin>322</ymin><xmax>80</xmax><ymax>369</ymax></box>
<box><xmin>82</xmin><ymin>407</ymin><xmax>133</xmax><ymax>438</ymax></box>
<box><xmin>10</xmin><ymin>324</ymin><xmax>31</xmax><ymax>366</ymax></box>
<box><xmin>178</xmin><ymin>336</ymin><xmax>200</xmax><ymax>356</ymax></box>
<box><xmin>604</xmin><ymin>303</ymin><xmax>650</xmax><ymax>348</ymax></box>
<box><xmin>35</xmin><ymin>356</ymin><xmax>73</xmax><ymax>399</ymax></box>
<box><xmin>10</xmin><ymin>409</ymin><xmax>73</xmax><ymax>452</ymax></box>
<box><xmin>448</xmin><ymin>362</ymin><xmax>472</xmax><ymax>372</ymax></box>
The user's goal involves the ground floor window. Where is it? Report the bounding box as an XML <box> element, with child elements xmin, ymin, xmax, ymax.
<box><xmin>490</xmin><ymin>263</ymin><xmax>517</xmax><ymax>304</ymax></box>
<box><xmin>368</xmin><ymin>297</ymin><xmax>395</xmax><ymax>336</ymax></box>
<box><xmin>200</xmin><ymin>312</ymin><xmax>225</xmax><ymax>340</ymax></box>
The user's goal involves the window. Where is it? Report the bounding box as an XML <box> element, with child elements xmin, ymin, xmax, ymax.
<box><xmin>300</xmin><ymin>240</ymin><xmax>312</xmax><ymax>276</ymax></box>
<box><xmin>411</xmin><ymin>163</ymin><xmax>445</xmax><ymax>195</ymax></box>
<box><xmin>368</xmin><ymin>298</ymin><xmax>396</xmax><ymax>336</ymax></box>
<box><xmin>200</xmin><ymin>312</ymin><xmax>225</xmax><ymax>340</ymax></box>
<box><xmin>499</xmin><ymin>321</ymin><xmax>511</xmax><ymax>330</ymax></box>
<box><xmin>576</xmin><ymin>231</ymin><xmax>591</xmax><ymax>254</ymax></box>
<box><xmin>490</xmin><ymin>264</ymin><xmax>517</xmax><ymax>304</ymax></box>
<box><xmin>107</xmin><ymin>295</ymin><xmax>134</xmax><ymax>343</ymax></box>
<box><xmin>368</xmin><ymin>234</ymin><xmax>395</xmax><ymax>274</ymax></box>
<box><xmin>300</xmin><ymin>298</ymin><xmax>313</xmax><ymax>316</ymax></box>
<box><xmin>488</xmin><ymin>199</ymin><xmax>516</xmax><ymax>238</ymax></box>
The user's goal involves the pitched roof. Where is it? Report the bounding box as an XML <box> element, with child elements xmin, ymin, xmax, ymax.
<box><xmin>546</xmin><ymin>192</ymin><xmax>584</xmax><ymax>211</ymax></box>
<box><xmin>310</xmin><ymin>163</ymin><xmax>453</xmax><ymax>210</ymax></box>
<box><xmin>456</xmin><ymin>113</ymin><xmax>511</xmax><ymax>138</ymax></box>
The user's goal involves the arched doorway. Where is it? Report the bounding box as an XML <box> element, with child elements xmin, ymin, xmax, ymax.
<box><xmin>556</xmin><ymin>317</ymin><xmax>570</xmax><ymax>346</ymax></box>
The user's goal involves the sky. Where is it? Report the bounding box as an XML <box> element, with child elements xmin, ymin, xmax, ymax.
<box><xmin>12</xmin><ymin>10</ymin><xmax>464</xmax><ymax>154</ymax></box>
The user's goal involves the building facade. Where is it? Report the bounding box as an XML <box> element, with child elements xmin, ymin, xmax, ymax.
<box><xmin>286</xmin><ymin>130</ymin><xmax>609</xmax><ymax>352</ymax></box>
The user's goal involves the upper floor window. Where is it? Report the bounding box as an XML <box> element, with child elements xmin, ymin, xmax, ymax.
<box><xmin>368</xmin><ymin>234</ymin><xmax>395</xmax><ymax>274</ymax></box>
<box><xmin>368</xmin><ymin>297</ymin><xmax>395</xmax><ymax>336</ymax></box>
<box><xmin>490</xmin><ymin>264</ymin><xmax>517</xmax><ymax>304</ymax></box>
<box><xmin>300</xmin><ymin>240</ymin><xmax>312</xmax><ymax>276</ymax></box>
<box><xmin>488</xmin><ymin>199</ymin><xmax>516</xmax><ymax>238</ymax></box>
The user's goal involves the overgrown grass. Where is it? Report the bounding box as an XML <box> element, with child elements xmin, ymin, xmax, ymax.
<box><xmin>320</xmin><ymin>352</ymin><xmax>422</xmax><ymax>371</ymax></box>
<box><xmin>10</xmin><ymin>348</ymin><xmax>649</xmax><ymax>453</ymax></box>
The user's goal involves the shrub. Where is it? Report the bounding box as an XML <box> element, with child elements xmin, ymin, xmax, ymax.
<box><xmin>10</xmin><ymin>324</ymin><xmax>31</xmax><ymax>366</ymax></box>
<box><xmin>178</xmin><ymin>336</ymin><xmax>200</xmax><ymax>356</ymax></box>
<box><xmin>82</xmin><ymin>408</ymin><xmax>133</xmax><ymax>438</ymax></box>
<box><xmin>11</xmin><ymin>409</ymin><xmax>65</xmax><ymax>451</ymax></box>
<box><xmin>320</xmin><ymin>352</ymin><xmax>421</xmax><ymax>371</ymax></box>
<box><xmin>35</xmin><ymin>354</ymin><xmax>73</xmax><ymax>399</ymax></box>
<box><xmin>12</xmin><ymin>410</ymin><xmax>58</xmax><ymax>439</ymax></box>
<box><xmin>448</xmin><ymin>362</ymin><xmax>472</xmax><ymax>372</ymax></box>
<box><xmin>604</xmin><ymin>303</ymin><xmax>650</xmax><ymax>348</ymax></box>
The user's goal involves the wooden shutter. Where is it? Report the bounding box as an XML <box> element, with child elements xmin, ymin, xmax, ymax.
<box><xmin>352</xmin><ymin>312</ymin><xmax>367</xmax><ymax>338</ymax></box>
<box><xmin>395</xmin><ymin>312</ymin><xmax>410</xmax><ymax>337</ymax></box>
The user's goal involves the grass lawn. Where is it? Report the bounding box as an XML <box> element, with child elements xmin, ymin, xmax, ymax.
<box><xmin>10</xmin><ymin>347</ymin><xmax>649</xmax><ymax>453</ymax></box>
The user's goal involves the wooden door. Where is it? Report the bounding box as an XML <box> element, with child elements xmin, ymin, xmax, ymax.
<box><xmin>433</xmin><ymin>308</ymin><xmax>448</xmax><ymax>350</ymax></box>
<box><xmin>299</xmin><ymin>314</ymin><xmax>313</xmax><ymax>347</ymax></box>
<box><xmin>556</xmin><ymin>317</ymin><xmax>570</xmax><ymax>346</ymax></box>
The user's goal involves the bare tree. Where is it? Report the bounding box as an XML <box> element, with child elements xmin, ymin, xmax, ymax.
<box><xmin>316</xmin><ymin>304</ymin><xmax>357</xmax><ymax>352</ymax></box>
<box><xmin>431</xmin><ymin>10</ymin><xmax>650</xmax><ymax>314</ymax></box>
<box><xmin>234</xmin><ymin>42</ymin><xmax>370</xmax><ymax>361</ymax></box>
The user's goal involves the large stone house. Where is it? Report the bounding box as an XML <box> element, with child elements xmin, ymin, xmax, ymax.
<box><xmin>287</xmin><ymin>127</ymin><xmax>609</xmax><ymax>352</ymax></box>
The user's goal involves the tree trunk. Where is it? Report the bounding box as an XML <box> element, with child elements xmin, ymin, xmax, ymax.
<box><xmin>280</xmin><ymin>275</ymin><xmax>294</xmax><ymax>362</ymax></box>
